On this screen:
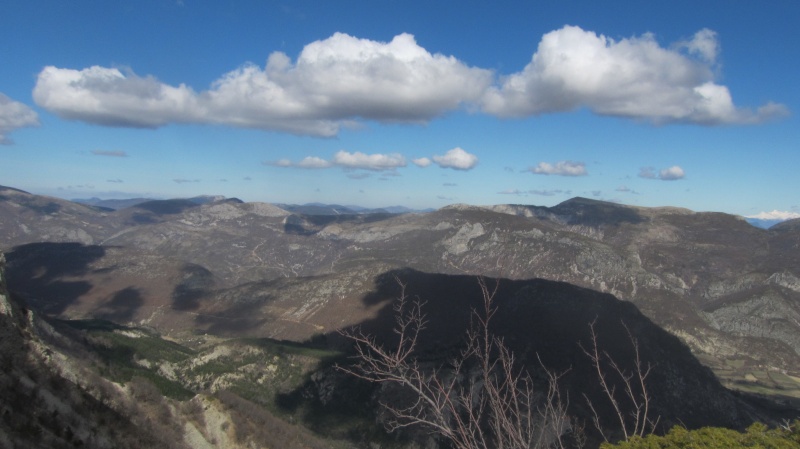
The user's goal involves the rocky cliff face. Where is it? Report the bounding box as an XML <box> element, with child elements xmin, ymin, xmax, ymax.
<box><xmin>0</xmin><ymin>252</ymin><xmax>10</xmax><ymax>317</ymax></box>
<box><xmin>1</xmin><ymin>249</ymin><xmax>172</xmax><ymax>448</ymax></box>
<box><xmin>0</xmin><ymin>248</ymin><xmax>348</xmax><ymax>449</ymax></box>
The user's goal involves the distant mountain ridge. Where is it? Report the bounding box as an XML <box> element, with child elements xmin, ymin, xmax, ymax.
<box><xmin>274</xmin><ymin>202</ymin><xmax>430</xmax><ymax>215</ymax></box>
<box><xmin>68</xmin><ymin>192</ymin><xmax>429</xmax><ymax>216</ymax></box>
<box><xmin>42</xmin><ymin>187</ymin><xmax>800</xmax><ymax>227</ymax></box>
<box><xmin>746</xmin><ymin>217</ymin><xmax>800</xmax><ymax>229</ymax></box>
<box><xmin>72</xmin><ymin>194</ymin><xmax>231</xmax><ymax>210</ymax></box>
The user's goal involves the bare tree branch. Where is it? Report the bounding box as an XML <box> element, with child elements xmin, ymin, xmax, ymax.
<box><xmin>337</xmin><ymin>276</ymin><xmax>574</xmax><ymax>449</ymax></box>
<box><xmin>580</xmin><ymin>319</ymin><xmax>660</xmax><ymax>443</ymax></box>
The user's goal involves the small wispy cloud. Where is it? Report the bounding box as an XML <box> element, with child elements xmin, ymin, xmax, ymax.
<box><xmin>58</xmin><ymin>184</ymin><xmax>94</xmax><ymax>191</ymax></box>
<box><xmin>107</xmin><ymin>178</ymin><xmax>124</xmax><ymax>183</ymax></box>
<box><xmin>532</xmin><ymin>189</ymin><xmax>570</xmax><ymax>196</ymax></box>
<box><xmin>443</xmin><ymin>182</ymin><xmax>458</xmax><ymax>187</ymax></box>
<box><xmin>91</xmin><ymin>149</ymin><xmax>128</xmax><ymax>157</ymax></box>
<box><xmin>529</xmin><ymin>161</ymin><xmax>587</xmax><ymax>176</ymax></box>
<box><xmin>498</xmin><ymin>188</ymin><xmax>525</xmax><ymax>195</ymax></box>
<box><xmin>639</xmin><ymin>165</ymin><xmax>685</xmax><ymax>180</ymax></box>
<box><xmin>173</xmin><ymin>178</ymin><xmax>200</xmax><ymax>184</ymax></box>
<box><xmin>615</xmin><ymin>185</ymin><xmax>639</xmax><ymax>194</ymax></box>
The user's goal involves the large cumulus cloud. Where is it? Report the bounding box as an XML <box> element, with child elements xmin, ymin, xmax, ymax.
<box><xmin>33</xmin><ymin>33</ymin><xmax>492</xmax><ymax>137</ymax></box>
<box><xmin>33</xmin><ymin>27</ymin><xmax>787</xmax><ymax>137</ymax></box>
<box><xmin>0</xmin><ymin>93</ymin><xmax>40</xmax><ymax>144</ymax></box>
<box><xmin>481</xmin><ymin>26</ymin><xmax>787</xmax><ymax>125</ymax></box>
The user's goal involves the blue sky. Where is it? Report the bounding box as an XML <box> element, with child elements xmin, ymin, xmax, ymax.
<box><xmin>1</xmin><ymin>1</ymin><xmax>798</xmax><ymax>218</ymax></box>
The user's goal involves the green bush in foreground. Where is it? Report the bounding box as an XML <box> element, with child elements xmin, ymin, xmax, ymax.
<box><xmin>602</xmin><ymin>422</ymin><xmax>800</xmax><ymax>449</ymax></box>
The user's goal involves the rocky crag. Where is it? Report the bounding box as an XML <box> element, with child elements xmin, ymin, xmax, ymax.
<box><xmin>0</xmin><ymin>251</ymin><xmax>336</xmax><ymax>448</ymax></box>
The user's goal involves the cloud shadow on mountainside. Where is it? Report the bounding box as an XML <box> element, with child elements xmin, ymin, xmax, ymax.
<box><xmin>193</xmin><ymin>299</ymin><xmax>272</xmax><ymax>335</ymax></box>
<box><xmin>171</xmin><ymin>263</ymin><xmax>216</xmax><ymax>311</ymax></box>
<box><xmin>548</xmin><ymin>197</ymin><xmax>648</xmax><ymax>227</ymax></box>
<box><xmin>120</xmin><ymin>199</ymin><xmax>202</xmax><ymax>225</ymax></box>
<box><xmin>5</xmin><ymin>242</ymin><xmax>106</xmax><ymax>315</ymax></box>
<box><xmin>315</xmin><ymin>268</ymin><xmax>777</xmax><ymax>440</ymax></box>
<box><xmin>96</xmin><ymin>287</ymin><xmax>144</xmax><ymax>323</ymax></box>
<box><xmin>133</xmin><ymin>199</ymin><xmax>200</xmax><ymax>215</ymax></box>
<box><xmin>187</xmin><ymin>278</ymin><xmax>287</xmax><ymax>335</ymax></box>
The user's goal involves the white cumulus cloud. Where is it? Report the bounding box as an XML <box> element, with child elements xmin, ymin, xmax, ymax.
<box><xmin>639</xmin><ymin>165</ymin><xmax>685</xmax><ymax>180</ymax></box>
<box><xmin>0</xmin><ymin>93</ymin><xmax>40</xmax><ymax>144</ymax></box>
<box><xmin>34</xmin><ymin>66</ymin><xmax>199</xmax><ymax>127</ymax></box>
<box><xmin>432</xmin><ymin>147</ymin><xmax>478</xmax><ymax>170</ymax></box>
<box><xmin>33</xmin><ymin>33</ymin><xmax>492</xmax><ymax>137</ymax></box>
<box><xmin>481</xmin><ymin>26</ymin><xmax>787</xmax><ymax>125</ymax></box>
<box><xmin>332</xmin><ymin>150</ymin><xmax>406</xmax><ymax>171</ymax></box>
<box><xmin>659</xmin><ymin>165</ymin><xmax>686</xmax><ymax>180</ymax></box>
<box><xmin>296</xmin><ymin>156</ymin><xmax>333</xmax><ymax>169</ymax></box>
<box><xmin>530</xmin><ymin>160</ymin><xmax>587</xmax><ymax>176</ymax></box>
<box><xmin>412</xmin><ymin>157</ymin><xmax>432</xmax><ymax>167</ymax></box>
<box><xmin>265</xmin><ymin>156</ymin><xmax>331</xmax><ymax>168</ymax></box>
<box><xmin>267</xmin><ymin>151</ymin><xmax>404</xmax><ymax>171</ymax></box>
<box><xmin>31</xmin><ymin>27</ymin><xmax>787</xmax><ymax>135</ymax></box>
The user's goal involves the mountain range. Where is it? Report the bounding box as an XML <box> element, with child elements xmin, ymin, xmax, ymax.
<box><xmin>2</xmin><ymin>184</ymin><xmax>800</xmax><ymax>447</ymax></box>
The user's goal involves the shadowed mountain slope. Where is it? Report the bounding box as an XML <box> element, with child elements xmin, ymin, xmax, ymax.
<box><xmin>280</xmin><ymin>269</ymin><xmax>786</xmax><ymax>447</ymax></box>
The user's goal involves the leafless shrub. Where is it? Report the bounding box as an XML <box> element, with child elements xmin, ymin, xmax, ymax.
<box><xmin>338</xmin><ymin>276</ymin><xmax>575</xmax><ymax>449</ymax></box>
<box><xmin>580</xmin><ymin>319</ymin><xmax>659</xmax><ymax>443</ymax></box>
